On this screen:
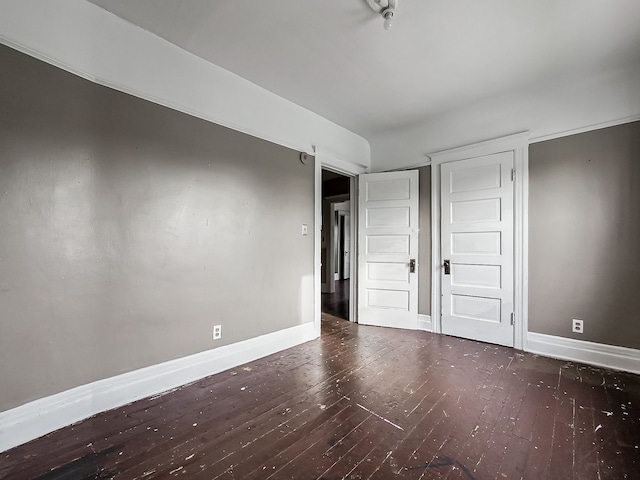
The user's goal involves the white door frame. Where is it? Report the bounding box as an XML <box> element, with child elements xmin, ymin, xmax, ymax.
<box><xmin>429</xmin><ymin>132</ymin><xmax>529</xmax><ymax>350</ymax></box>
<box><xmin>336</xmin><ymin>209</ymin><xmax>350</xmax><ymax>280</ymax></box>
<box><xmin>314</xmin><ymin>148</ymin><xmax>366</xmax><ymax>337</ymax></box>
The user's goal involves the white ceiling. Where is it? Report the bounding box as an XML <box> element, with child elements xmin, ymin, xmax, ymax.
<box><xmin>88</xmin><ymin>0</ymin><xmax>640</xmax><ymax>168</ymax></box>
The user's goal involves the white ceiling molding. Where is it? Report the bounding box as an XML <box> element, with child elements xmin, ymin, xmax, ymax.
<box><xmin>0</xmin><ymin>0</ymin><xmax>371</xmax><ymax>168</ymax></box>
<box><xmin>314</xmin><ymin>146</ymin><xmax>367</xmax><ymax>176</ymax></box>
<box><xmin>2</xmin><ymin>0</ymin><xmax>638</xmax><ymax>172</ymax></box>
<box><xmin>370</xmin><ymin>64</ymin><xmax>640</xmax><ymax>170</ymax></box>
<box><xmin>529</xmin><ymin>114</ymin><xmax>640</xmax><ymax>145</ymax></box>
<box><xmin>84</xmin><ymin>0</ymin><xmax>640</xmax><ymax>172</ymax></box>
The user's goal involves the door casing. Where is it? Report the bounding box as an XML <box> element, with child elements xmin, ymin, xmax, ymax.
<box><xmin>314</xmin><ymin>148</ymin><xmax>365</xmax><ymax>338</ymax></box>
<box><xmin>314</xmin><ymin>133</ymin><xmax>529</xmax><ymax>349</ymax></box>
<box><xmin>430</xmin><ymin>132</ymin><xmax>529</xmax><ymax>350</ymax></box>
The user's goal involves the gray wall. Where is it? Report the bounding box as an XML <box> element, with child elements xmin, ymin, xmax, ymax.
<box><xmin>529</xmin><ymin>121</ymin><xmax>640</xmax><ymax>349</ymax></box>
<box><xmin>0</xmin><ymin>45</ymin><xmax>314</xmax><ymax>412</ymax></box>
<box><xmin>418</xmin><ymin>166</ymin><xmax>432</xmax><ymax>316</ymax></box>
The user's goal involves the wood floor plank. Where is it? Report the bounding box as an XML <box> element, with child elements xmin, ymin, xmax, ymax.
<box><xmin>2</xmin><ymin>314</ymin><xmax>640</xmax><ymax>480</ymax></box>
<box><xmin>549</xmin><ymin>420</ymin><xmax>574</xmax><ymax>480</ymax></box>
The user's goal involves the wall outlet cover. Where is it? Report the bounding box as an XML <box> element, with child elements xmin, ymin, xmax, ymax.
<box><xmin>213</xmin><ymin>325</ymin><xmax>222</xmax><ymax>340</ymax></box>
<box><xmin>572</xmin><ymin>319</ymin><xmax>584</xmax><ymax>334</ymax></box>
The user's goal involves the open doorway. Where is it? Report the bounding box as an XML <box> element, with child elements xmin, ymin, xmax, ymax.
<box><xmin>321</xmin><ymin>169</ymin><xmax>352</xmax><ymax>320</ymax></box>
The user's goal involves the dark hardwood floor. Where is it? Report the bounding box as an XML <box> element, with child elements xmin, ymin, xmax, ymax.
<box><xmin>2</xmin><ymin>315</ymin><xmax>640</xmax><ymax>479</ymax></box>
<box><xmin>321</xmin><ymin>279</ymin><xmax>349</xmax><ymax>320</ymax></box>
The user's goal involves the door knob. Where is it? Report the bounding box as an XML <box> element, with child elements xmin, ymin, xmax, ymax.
<box><xmin>443</xmin><ymin>259</ymin><xmax>451</xmax><ymax>275</ymax></box>
<box><xmin>409</xmin><ymin>259</ymin><xmax>416</xmax><ymax>273</ymax></box>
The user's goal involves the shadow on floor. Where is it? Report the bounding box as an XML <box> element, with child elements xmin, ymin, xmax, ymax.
<box><xmin>321</xmin><ymin>279</ymin><xmax>349</xmax><ymax>320</ymax></box>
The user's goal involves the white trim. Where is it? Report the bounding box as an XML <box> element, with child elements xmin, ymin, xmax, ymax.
<box><xmin>349</xmin><ymin>175</ymin><xmax>358</xmax><ymax>324</ymax></box>
<box><xmin>526</xmin><ymin>332</ymin><xmax>640</xmax><ymax>375</ymax></box>
<box><xmin>314</xmin><ymin>159</ymin><xmax>323</xmax><ymax>337</ymax></box>
<box><xmin>0</xmin><ymin>322</ymin><xmax>317</xmax><ymax>453</ymax></box>
<box><xmin>429</xmin><ymin>132</ymin><xmax>530</xmax><ymax>347</ymax></box>
<box><xmin>430</xmin><ymin>162</ymin><xmax>442</xmax><ymax>335</ymax></box>
<box><xmin>417</xmin><ymin>314</ymin><xmax>433</xmax><ymax>332</ymax></box>
<box><xmin>428</xmin><ymin>132</ymin><xmax>530</xmax><ymax>162</ymax></box>
<box><xmin>515</xmin><ymin>144</ymin><xmax>529</xmax><ymax>351</ymax></box>
<box><xmin>0</xmin><ymin>0</ymin><xmax>370</xmax><ymax>167</ymax></box>
<box><xmin>315</xmin><ymin>147</ymin><xmax>362</xmax><ymax>325</ymax></box>
<box><xmin>382</xmin><ymin>159</ymin><xmax>432</xmax><ymax>173</ymax></box>
<box><xmin>314</xmin><ymin>146</ymin><xmax>368</xmax><ymax>176</ymax></box>
<box><xmin>530</xmin><ymin>115</ymin><xmax>640</xmax><ymax>144</ymax></box>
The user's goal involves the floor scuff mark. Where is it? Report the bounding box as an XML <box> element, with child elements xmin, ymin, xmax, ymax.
<box><xmin>355</xmin><ymin>403</ymin><xmax>404</xmax><ymax>431</ymax></box>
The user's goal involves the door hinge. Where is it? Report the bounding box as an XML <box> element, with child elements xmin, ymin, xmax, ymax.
<box><xmin>510</xmin><ymin>312</ymin><xmax>515</xmax><ymax>325</ymax></box>
<box><xmin>511</xmin><ymin>169</ymin><xmax>516</xmax><ymax>181</ymax></box>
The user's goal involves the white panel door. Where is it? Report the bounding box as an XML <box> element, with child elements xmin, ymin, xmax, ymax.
<box><xmin>358</xmin><ymin>171</ymin><xmax>419</xmax><ymax>329</ymax></box>
<box><xmin>441</xmin><ymin>152</ymin><xmax>514</xmax><ymax>346</ymax></box>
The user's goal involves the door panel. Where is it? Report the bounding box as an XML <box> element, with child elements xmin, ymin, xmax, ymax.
<box><xmin>451</xmin><ymin>264</ymin><xmax>501</xmax><ymax>289</ymax></box>
<box><xmin>451</xmin><ymin>198</ymin><xmax>501</xmax><ymax>223</ymax></box>
<box><xmin>367</xmin><ymin>262</ymin><xmax>409</xmax><ymax>282</ymax></box>
<box><xmin>367</xmin><ymin>207</ymin><xmax>410</xmax><ymax>227</ymax></box>
<box><xmin>367</xmin><ymin>235</ymin><xmax>410</xmax><ymax>254</ymax></box>
<box><xmin>358</xmin><ymin>171</ymin><xmax>418</xmax><ymax>329</ymax></box>
<box><xmin>441</xmin><ymin>152</ymin><xmax>514</xmax><ymax>346</ymax></box>
<box><xmin>366</xmin><ymin>178</ymin><xmax>411</xmax><ymax>200</ymax></box>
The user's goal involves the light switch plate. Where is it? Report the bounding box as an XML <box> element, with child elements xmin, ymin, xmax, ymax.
<box><xmin>301</xmin><ymin>224</ymin><xmax>308</xmax><ymax>236</ymax></box>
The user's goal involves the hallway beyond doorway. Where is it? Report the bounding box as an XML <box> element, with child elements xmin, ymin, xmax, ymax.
<box><xmin>321</xmin><ymin>279</ymin><xmax>349</xmax><ymax>320</ymax></box>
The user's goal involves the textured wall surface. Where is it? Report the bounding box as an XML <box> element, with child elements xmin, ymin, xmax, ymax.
<box><xmin>529</xmin><ymin>121</ymin><xmax>640</xmax><ymax>349</ymax></box>
<box><xmin>0</xmin><ymin>45</ymin><xmax>314</xmax><ymax>412</ymax></box>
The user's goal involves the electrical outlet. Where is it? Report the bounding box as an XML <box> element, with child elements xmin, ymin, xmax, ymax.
<box><xmin>572</xmin><ymin>319</ymin><xmax>584</xmax><ymax>334</ymax></box>
<box><xmin>213</xmin><ymin>325</ymin><xmax>222</xmax><ymax>340</ymax></box>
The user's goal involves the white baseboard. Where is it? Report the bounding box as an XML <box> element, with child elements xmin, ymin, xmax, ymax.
<box><xmin>526</xmin><ymin>332</ymin><xmax>640</xmax><ymax>375</ymax></box>
<box><xmin>0</xmin><ymin>322</ymin><xmax>318</xmax><ymax>453</ymax></box>
<box><xmin>417</xmin><ymin>314</ymin><xmax>433</xmax><ymax>332</ymax></box>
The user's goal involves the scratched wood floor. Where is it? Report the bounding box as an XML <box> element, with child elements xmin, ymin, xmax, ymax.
<box><xmin>2</xmin><ymin>315</ymin><xmax>640</xmax><ymax>480</ymax></box>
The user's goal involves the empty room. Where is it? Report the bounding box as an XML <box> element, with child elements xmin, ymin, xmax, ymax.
<box><xmin>1</xmin><ymin>1</ymin><xmax>639</xmax><ymax>479</ymax></box>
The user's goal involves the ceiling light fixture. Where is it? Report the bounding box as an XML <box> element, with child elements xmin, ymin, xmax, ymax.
<box><xmin>366</xmin><ymin>0</ymin><xmax>398</xmax><ymax>31</ymax></box>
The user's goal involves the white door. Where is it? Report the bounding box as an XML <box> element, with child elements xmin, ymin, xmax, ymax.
<box><xmin>441</xmin><ymin>152</ymin><xmax>515</xmax><ymax>347</ymax></box>
<box><xmin>358</xmin><ymin>171</ymin><xmax>419</xmax><ymax>329</ymax></box>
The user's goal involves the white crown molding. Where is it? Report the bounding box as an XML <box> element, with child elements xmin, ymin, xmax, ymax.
<box><xmin>527</xmin><ymin>332</ymin><xmax>640</xmax><ymax>375</ymax></box>
<box><xmin>529</xmin><ymin>115</ymin><xmax>640</xmax><ymax>144</ymax></box>
<box><xmin>0</xmin><ymin>0</ymin><xmax>370</xmax><ymax>168</ymax></box>
<box><xmin>0</xmin><ymin>322</ymin><xmax>317</xmax><ymax>453</ymax></box>
<box><xmin>428</xmin><ymin>131</ymin><xmax>531</xmax><ymax>163</ymax></box>
<box><xmin>314</xmin><ymin>146</ymin><xmax>368</xmax><ymax>176</ymax></box>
